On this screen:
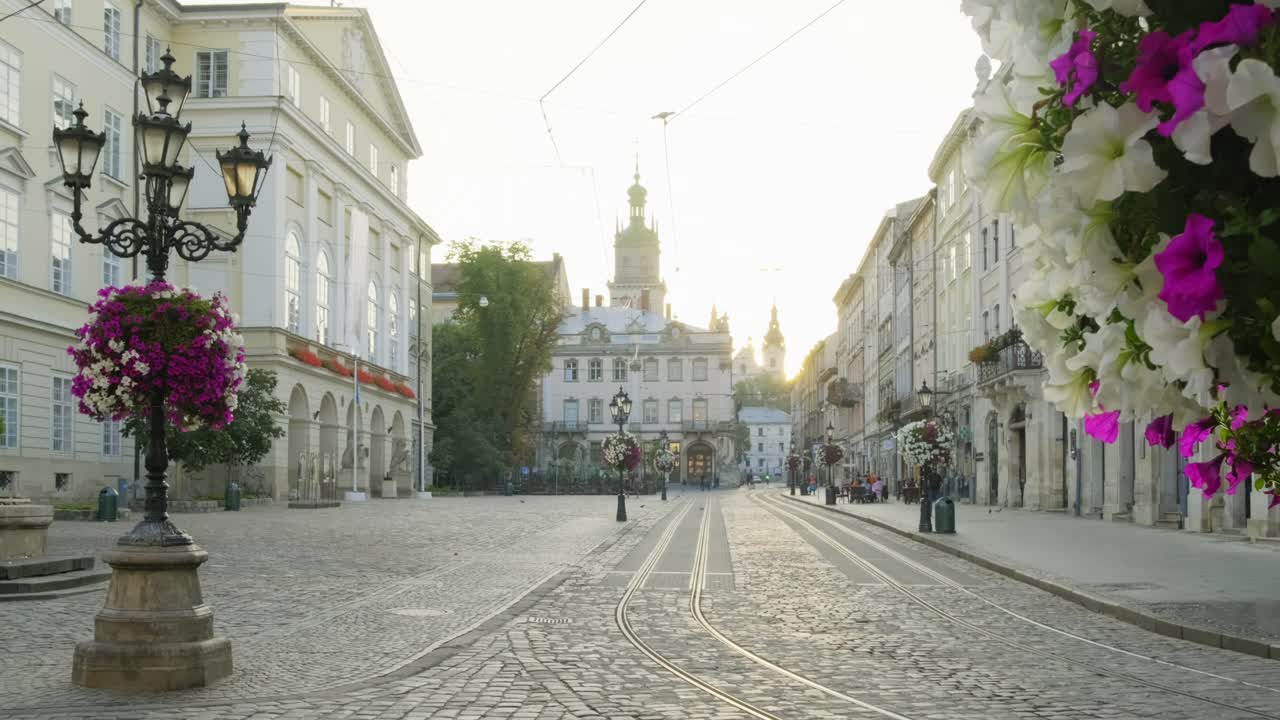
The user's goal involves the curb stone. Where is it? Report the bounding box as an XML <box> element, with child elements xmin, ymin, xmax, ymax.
<box><xmin>783</xmin><ymin>493</ymin><xmax>1279</xmax><ymax>662</ymax></box>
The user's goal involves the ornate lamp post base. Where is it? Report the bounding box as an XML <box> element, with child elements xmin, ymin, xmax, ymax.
<box><xmin>72</xmin><ymin>543</ymin><xmax>231</xmax><ymax>689</ymax></box>
<box><xmin>616</xmin><ymin>491</ymin><xmax>627</xmax><ymax>522</ymax></box>
<box><xmin>825</xmin><ymin>485</ymin><xmax>837</xmax><ymax>505</ymax></box>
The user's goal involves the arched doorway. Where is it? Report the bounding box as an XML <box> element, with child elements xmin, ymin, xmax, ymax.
<box><xmin>987</xmin><ymin>413</ymin><xmax>999</xmax><ymax>506</ymax></box>
<box><xmin>369</xmin><ymin>405</ymin><xmax>386</xmax><ymax>494</ymax></box>
<box><xmin>687</xmin><ymin>442</ymin><xmax>714</xmax><ymax>486</ymax></box>
<box><xmin>287</xmin><ymin>385</ymin><xmax>311</xmax><ymax>501</ymax></box>
<box><xmin>316</xmin><ymin>393</ymin><xmax>339</xmax><ymax>502</ymax></box>
<box><xmin>1009</xmin><ymin>403</ymin><xmax>1027</xmax><ymax>507</ymax></box>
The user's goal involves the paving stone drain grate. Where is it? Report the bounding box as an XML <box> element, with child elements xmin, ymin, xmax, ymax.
<box><xmin>523</xmin><ymin>616</ymin><xmax>573</xmax><ymax>624</ymax></box>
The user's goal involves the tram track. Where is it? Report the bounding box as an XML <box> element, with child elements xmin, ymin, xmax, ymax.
<box><xmin>759</xmin><ymin>492</ymin><xmax>1280</xmax><ymax>720</ymax></box>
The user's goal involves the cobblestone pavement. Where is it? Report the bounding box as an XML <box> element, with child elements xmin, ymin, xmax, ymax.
<box><xmin>4</xmin><ymin>488</ymin><xmax>1280</xmax><ymax>719</ymax></box>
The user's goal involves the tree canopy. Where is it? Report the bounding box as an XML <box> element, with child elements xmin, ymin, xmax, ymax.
<box><xmin>733</xmin><ymin>374</ymin><xmax>792</xmax><ymax>413</ymax></box>
<box><xmin>430</xmin><ymin>239</ymin><xmax>564</xmax><ymax>481</ymax></box>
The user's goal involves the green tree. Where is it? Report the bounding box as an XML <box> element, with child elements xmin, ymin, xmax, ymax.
<box><xmin>733</xmin><ymin>374</ymin><xmax>792</xmax><ymax>412</ymax></box>
<box><xmin>125</xmin><ymin>368</ymin><xmax>287</xmax><ymax>489</ymax></box>
<box><xmin>430</xmin><ymin>239</ymin><xmax>564</xmax><ymax>482</ymax></box>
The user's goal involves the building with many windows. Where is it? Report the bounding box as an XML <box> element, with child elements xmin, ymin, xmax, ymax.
<box><xmin>539</xmin><ymin>170</ymin><xmax>737</xmax><ymax>486</ymax></box>
<box><xmin>0</xmin><ymin>0</ymin><xmax>439</xmax><ymax>502</ymax></box>
<box><xmin>738</xmin><ymin>406</ymin><xmax>790</xmax><ymax>479</ymax></box>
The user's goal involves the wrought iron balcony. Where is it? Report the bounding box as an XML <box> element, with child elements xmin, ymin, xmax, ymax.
<box><xmin>827</xmin><ymin>378</ymin><xmax>863</xmax><ymax>407</ymax></box>
<box><xmin>977</xmin><ymin>339</ymin><xmax>1044</xmax><ymax>385</ymax></box>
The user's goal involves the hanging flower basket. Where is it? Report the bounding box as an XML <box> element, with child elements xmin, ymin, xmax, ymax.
<box><xmin>961</xmin><ymin>2</ymin><xmax>1280</xmax><ymax>504</ymax></box>
<box><xmin>603</xmin><ymin>432</ymin><xmax>641</xmax><ymax>470</ymax></box>
<box><xmin>68</xmin><ymin>282</ymin><xmax>246</xmax><ymax>432</ymax></box>
<box><xmin>895</xmin><ymin>419</ymin><xmax>952</xmax><ymax>469</ymax></box>
<box><xmin>786</xmin><ymin>455</ymin><xmax>801</xmax><ymax>472</ymax></box>
<box><xmin>324</xmin><ymin>357</ymin><xmax>353</xmax><ymax>377</ymax></box>
<box><xmin>654</xmin><ymin>449</ymin><xmax>678</xmax><ymax>474</ymax></box>
<box><xmin>289</xmin><ymin>346</ymin><xmax>323</xmax><ymax>368</ymax></box>
<box><xmin>820</xmin><ymin>444</ymin><xmax>844</xmax><ymax>467</ymax></box>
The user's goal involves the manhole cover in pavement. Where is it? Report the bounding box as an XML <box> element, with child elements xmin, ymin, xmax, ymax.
<box><xmin>524</xmin><ymin>616</ymin><xmax>573</xmax><ymax>624</ymax></box>
<box><xmin>388</xmin><ymin>608</ymin><xmax>453</xmax><ymax>617</ymax></box>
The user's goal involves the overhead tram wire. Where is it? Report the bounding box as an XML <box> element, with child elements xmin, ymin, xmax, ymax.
<box><xmin>669</xmin><ymin>0</ymin><xmax>849</xmax><ymax>123</ymax></box>
<box><xmin>0</xmin><ymin>0</ymin><xmax>44</xmax><ymax>24</ymax></box>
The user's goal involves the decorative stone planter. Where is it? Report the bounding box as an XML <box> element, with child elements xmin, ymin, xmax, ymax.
<box><xmin>0</xmin><ymin>499</ymin><xmax>54</xmax><ymax>560</ymax></box>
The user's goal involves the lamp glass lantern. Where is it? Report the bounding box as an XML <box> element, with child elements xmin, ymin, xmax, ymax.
<box><xmin>917</xmin><ymin>381</ymin><xmax>934</xmax><ymax>409</ymax></box>
<box><xmin>52</xmin><ymin>104</ymin><xmax>105</xmax><ymax>187</ymax></box>
<box><xmin>136</xmin><ymin>111</ymin><xmax>190</xmax><ymax>173</ymax></box>
<box><xmin>216</xmin><ymin>124</ymin><xmax>272</xmax><ymax>209</ymax></box>
<box><xmin>140</xmin><ymin>49</ymin><xmax>191</xmax><ymax>118</ymax></box>
<box><xmin>825</xmin><ymin>422</ymin><xmax>834</xmax><ymax>444</ymax></box>
<box><xmin>609</xmin><ymin>387</ymin><xmax>631</xmax><ymax>424</ymax></box>
<box><xmin>166</xmin><ymin>165</ymin><xmax>195</xmax><ymax>214</ymax></box>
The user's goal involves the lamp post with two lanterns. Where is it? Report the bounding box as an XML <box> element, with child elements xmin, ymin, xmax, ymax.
<box><xmin>917</xmin><ymin>380</ymin><xmax>936</xmax><ymax>533</ymax></box>
<box><xmin>608</xmin><ymin>387</ymin><xmax>633</xmax><ymax>522</ymax></box>
<box><xmin>61</xmin><ymin>50</ymin><xmax>271</xmax><ymax>690</ymax></box>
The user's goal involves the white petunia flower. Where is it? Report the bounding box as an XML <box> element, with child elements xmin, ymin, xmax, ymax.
<box><xmin>1227</xmin><ymin>58</ymin><xmax>1280</xmax><ymax>177</ymax></box>
<box><xmin>1172</xmin><ymin>45</ymin><xmax>1237</xmax><ymax>165</ymax></box>
<box><xmin>1273</xmin><ymin>314</ymin><xmax>1280</xmax><ymax>343</ymax></box>
<box><xmin>1081</xmin><ymin>0</ymin><xmax>1151</xmax><ymax>16</ymax></box>
<box><xmin>1060</xmin><ymin>102</ymin><xmax>1167</xmax><ymax>204</ymax></box>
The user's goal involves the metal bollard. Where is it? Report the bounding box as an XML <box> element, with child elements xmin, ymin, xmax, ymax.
<box><xmin>97</xmin><ymin>486</ymin><xmax>119</xmax><ymax>521</ymax></box>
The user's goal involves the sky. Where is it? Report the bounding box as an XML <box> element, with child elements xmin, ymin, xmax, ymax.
<box><xmin>360</xmin><ymin>0</ymin><xmax>983</xmax><ymax>377</ymax></box>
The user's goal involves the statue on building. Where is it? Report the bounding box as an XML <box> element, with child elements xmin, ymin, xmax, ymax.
<box><xmin>391</xmin><ymin>439</ymin><xmax>410</xmax><ymax>473</ymax></box>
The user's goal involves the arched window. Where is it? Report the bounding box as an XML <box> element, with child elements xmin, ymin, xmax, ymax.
<box><xmin>388</xmin><ymin>291</ymin><xmax>400</xmax><ymax>370</ymax></box>
<box><xmin>612</xmin><ymin>358</ymin><xmax>627</xmax><ymax>382</ymax></box>
<box><xmin>285</xmin><ymin>232</ymin><xmax>302</xmax><ymax>333</ymax></box>
<box><xmin>366</xmin><ymin>279</ymin><xmax>379</xmax><ymax>362</ymax></box>
<box><xmin>315</xmin><ymin>250</ymin><xmax>331</xmax><ymax>345</ymax></box>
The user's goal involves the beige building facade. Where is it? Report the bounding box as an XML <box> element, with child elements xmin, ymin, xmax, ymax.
<box><xmin>0</xmin><ymin>0</ymin><xmax>439</xmax><ymax>503</ymax></box>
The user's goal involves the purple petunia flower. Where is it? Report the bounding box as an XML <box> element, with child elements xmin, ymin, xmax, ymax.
<box><xmin>1180</xmin><ymin>417</ymin><xmax>1215</xmax><ymax>458</ymax></box>
<box><xmin>1120</xmin><ymin>30</ymin><xmax>1204</xmax><ymax>136</ymax></box>
<box><xmin>1192</xmin><ymin>4</ymin><xmax>1274</xmax><ymax>54</ymax></box>
<box><xmin>1269</xmin><ymin>489</ymin><xmax>1280</xmax><ymax>510</ymax></box>
<box><xmin>1085</xmin><ymin>409</ymin><xmax>1121</xmax><ymax>444</ymax></box>
<box><xmin>1185</xmin><ymin>453</ymin><xmax>1226</xmax><ymax>496</ymax></box>
<box><xmin>1145</xmin><ymin>414</ymin><xmax>1176</xmax><ymax>448</ymax></box>
<box><xmin>1224</xmin><ymin>453</ymin><xmax>1253</xmax><ymax>495</ymax></box>
<box><xmin>1051</xmin><ymin>29</ymin><xmax>1099</xmax><ymax>106</ymax></box>
<box><xmin>1154</xmin><ymin>214</ymin><xmax>1224</xmax><ymax>322</ymax></box>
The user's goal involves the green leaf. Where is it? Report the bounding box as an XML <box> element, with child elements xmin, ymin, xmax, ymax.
<box><xmin>1248</xmin><ymin>235</ymin><xmax>1280</xmax><ymax>270</ymax></box>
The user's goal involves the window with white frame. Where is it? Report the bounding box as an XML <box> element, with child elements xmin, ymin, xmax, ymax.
<box><xmin>563</xmin><ymin>399</ymin><xmax>579</xmax><ymax>425</ymax></box>
<box><xmin>195</xmin><ymin>50</ymin><xmax>228</xmax><ymax>98</ymax></box>
<box><xmin>388</xmin><ymin>293</ymin><xmax>399</xmax><ymax>368</ymax></box>
<box><xmin>643</xmin><ymin>357</ymin><xmax>658</xmax><ymax>382</ymax></box>
<box><xmin>692</xmin><ymin>358</ymin><xmax>708</xmax><ymax>381</ymax></box>
<box><xmin>0</xmin><ymin>188</ymin><xmax>17</xmax><ymax>280</ymax></box>
<box><xmin>102</xmin><ymin>248</ymin><xmax>121</xmax><ymax>287</ymax></box>
<box><xmin>588</xmin><ymin>358</ymin><xmax>602</xmax><ymax>382</ymax></box>
<box><xmin>0</xmin><ymin>41</ymin><xmax>18</xmax><ymax>126</ymax></box>
<box><xmin>53</xmin><ymin>75</ymin><xmax>75</xmax><ymax>129</ymax></box>
<box><xmin>50</xmin><ymin>213</ymin><xmax>72</xmax><ymax>295</ymax></box>
<box><xmin>612</xmin><ymin>358</ymin><xmax>627</xmax><ymax>382</ymax></box>
<box><xmin>287</xmin><ymin>64</ymin><xmax>301</xmax><ymax>106</ymax></box>
<box><xmin>102</xmin><ymin>109</ymin><xmax>122</xmax><ymax>179</ymax></box>
<box><xmin>315</xmin><ymin>249</ymin><xmax>331</xmax><ymax>345</ymax></box>
<box><xmin>345</xmin><ymin>122</ymin><xmax>354</xmax><ymax>155</ymax></box>
<box><xmin>369</xmin><ymin>144</ymin><xmax>378</xmax><ymax>177</ymax></box>
<box><xmin>390</xmin><ymin>165</ymin><xmax>399</xmax><ymax>197</ymax></box>
<box><xmin>145</xmin><ymin>34</ymin><xmax>162</xmax><ymax>72</ymax></box>
<box><xmin>564</xmin><ymin>359</ymin><xmax>579</xmax><ymax>382</ymax></box>
<box><xmin>0</xmin><ymin>365</ymin><xmax>17</xmax><ymax>448</ymax></box>
<box><xmin>103</xmin><ymin>2</ymin><xmax>121</xmax><ymax>60</ymax></box>
<box><xmin>643</xmin><ymin>399</ymin><xmax>658</xmax><ymax>424</ymax></box>
<box><xmin>667</xmin><ymin>398</ymin><xmax>682</xmax><ymax>424</ymax></box>
<box><xmin>52</xmin><ymin>0</ymin><xmax>72</xmax><ymax>24</ymax></box>
<box><xmin>102</xmin><ymin>418</ymin><xmax>121</xmax><ymax>456</ymax></box>
<box><xmin>366</xmin><ymin>279</ymin><xmax>379</xmax><ymax>361</ymax></box>
<box><xmin>692</xmin><ymin>398</ymin><xmax>708</xmax><ymax>423</ymax></box>
<box><xmin>588</xmin><ymin>398</ymin><xmax>603</xmax><ymax>424</ymax></box>
<box><xmin>284</xmin><ymin>233</ymin><xmax>302</xmax><ymax>333</ymax></box>
<box><xmin>51</xmin><ymin>375</ymin><xmax>73</xmax><ymax>453</ymax></box>
<box><xmin>667</xmin><ymin>358</ymin><xmax>682</xmax><ymax>381</ymax></box>
<box><xmin>319</xmin><ymin>95</ymin><xmax>330</xmax><ymax>134</ymax></box>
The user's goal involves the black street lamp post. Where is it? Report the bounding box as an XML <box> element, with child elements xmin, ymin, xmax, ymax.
<box><xmin>917</xmin><ymin>380</ymin><xmax>935</xmax><ymax>533</ymax></box>
<box><xmin>824</xmin><ymin>422</ymin><xmax>837</xmax><ymax>505</ymax></box>
<box><xmin>608</xmin><ymin>386</ymin><xmax>632</xmax><ymax>522</ymax></box>
<box><xmin>63</xmin><ymin>50</ymin><xmax>270</xmax><ymax>689</ymax></box>
<box><xmin>788</xmin><ymin>441</ymin><xmax>797</xmax><ymax>495</ymax></box>
<box><xmin>656</xmin><ymin>430</ymin><xmax>676</xmax><ymax>502</ymax></box>
<box><xmin>55</xmin><ymin>50</ymin><xmax>269</xmax><ymax>546</ymax></box>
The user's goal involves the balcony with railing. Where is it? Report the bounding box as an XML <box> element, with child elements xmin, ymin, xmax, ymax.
<box><xmin>543</xmin><ymin>421</ymin><xmax>589</xmax><ymax>434</ymax></box>
<box><xmin>827</xmin><ymin>377</ymin><xmax>863</xmax><ymax>408</ymax></box>
<box><xmin>937</xmin><ymin>365</ymin><xmax>976</xmax><ymax>395</ymax></box>
<box><xmin>977</xmin><ymin>337</ymin><xmax>1044</xmax><ymax>386</ymax></box>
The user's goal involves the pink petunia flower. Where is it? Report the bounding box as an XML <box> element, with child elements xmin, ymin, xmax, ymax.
<box><xmin>1154</xmin><ymin>214</ymin><xmax>1224</xmax><ymax>322</ymax></box>
<box><xmin>1192</xmin><ymin>4</ymin><xmax>1274</xmax><ymax>54</ymax></box>
<box><xmin>1268</xmin><ymin>489</ymin><xmax>1280</xmax><ymax>510</ymax></box>
<box><xmin>1145</xmin><ymin>414</ymin><xmax>1176</xmax><ymax>448</ymax></box>
<box><xmin>1085</xmin><ymin>409</ymin><xmax>1121</xmax><ymax>444</ymax></box>
<box><xmin>1224</xmin><ymin>453</ymin><xmax>1254</xmax><ymax>495</ymax></box>
<box><xmin>1180</xmin><ymin>416</ymin><xmax>1216</xmax><ymax>458</ymax></box>
<box><xmin>1120</xmin><ymin>30</ymin><xmax>1204</xmax><ymax>136</ymax></box>
<box><xmin>1051</xmin><ymin>29</ymin><xmax>1100</xmax><ymax>106</ymax></box>
<box><xmin>1184</xmin><ymin>453</ymin><xmax>1226</xmax><ymax>496</ymax></box>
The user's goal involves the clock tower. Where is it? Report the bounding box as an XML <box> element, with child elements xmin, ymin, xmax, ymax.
<box><xmin>608</xmin><ymin>160</ymin><xmax>666</xmax><ymax>313</ymax></box>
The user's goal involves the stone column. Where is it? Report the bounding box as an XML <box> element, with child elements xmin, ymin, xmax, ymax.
<box><xmin>333</xmin><ymin>187</ymin><xmax>350</xmax><ymax>350</ymax></box>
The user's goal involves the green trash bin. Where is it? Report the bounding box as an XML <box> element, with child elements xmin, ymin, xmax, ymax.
<box><xmin>933</xmin><ymin>496</ymin><xmax>956</xmax><ymax>534</ymax></box>
<box><xmin>225</xmin><ymin>482</ymin><xmax>241</xmax><ymax>511</ymax></box>
<box><xmin>97</xmin><ymin>486</ymin><xmax>118</xmax><ymax>522</ymax></box>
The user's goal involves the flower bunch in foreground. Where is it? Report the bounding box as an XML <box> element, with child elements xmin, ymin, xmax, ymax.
<box><xmin>68</xmin><ymin>282</ymin><xmax>247</xmax><ymax>432</ymax></box>
<box><xmin>963</xmin><ymin>0</ymin><xmax>1280</xmax><ymax>502</ymax></box>
<box><xmin>603</xmin><ymin>432</ymin><xmax>641</xmax><ymax>471</ymax></box>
